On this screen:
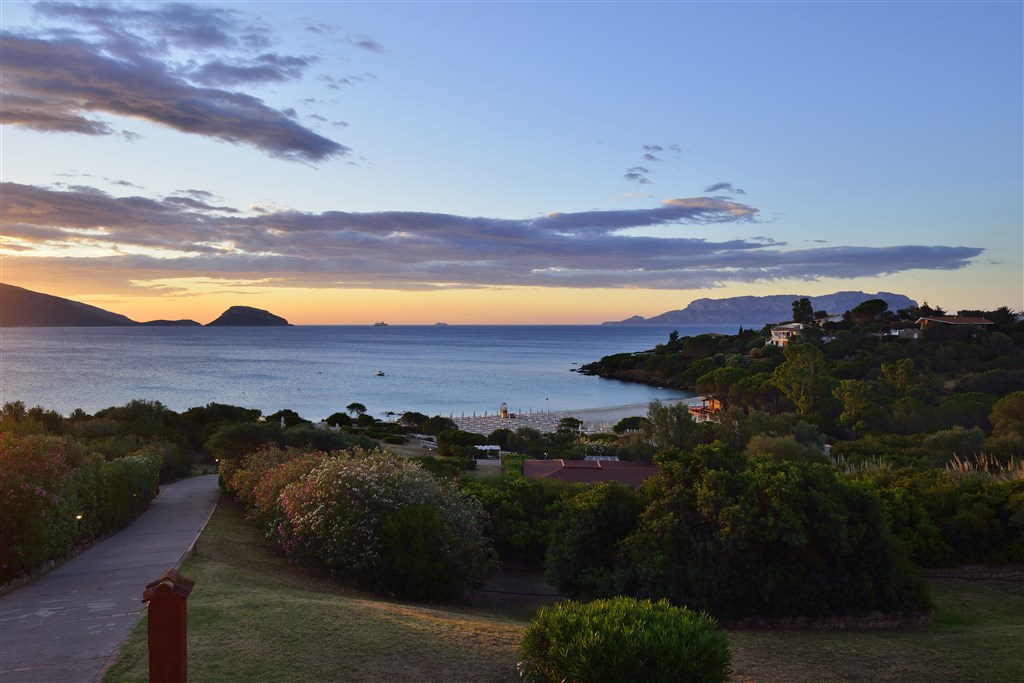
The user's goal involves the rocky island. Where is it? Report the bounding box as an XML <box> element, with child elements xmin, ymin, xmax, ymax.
<box><xmin>205</xmin><ymin>305</ymin><xmax>292</xmax><ymax>326</ymax></box>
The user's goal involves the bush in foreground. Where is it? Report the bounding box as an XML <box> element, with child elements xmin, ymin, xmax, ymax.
<box><xmin>519</xmin><ymin>597</ymin><xmax>730</xmax><ymax>683</ymax></box>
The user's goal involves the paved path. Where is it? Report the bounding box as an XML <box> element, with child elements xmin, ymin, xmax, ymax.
<box><xmin>0</xmin><ymin>475</ymin><xmax>221</xmax><ymax>682</ymax></box>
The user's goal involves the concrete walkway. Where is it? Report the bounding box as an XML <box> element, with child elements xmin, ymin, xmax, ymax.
<box><xmin>0</xmin><ymin>474</ymin><xmax>221</xmax><ymax>682</ymax></box>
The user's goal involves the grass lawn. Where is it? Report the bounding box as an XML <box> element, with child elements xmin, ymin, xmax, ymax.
<box><xmin>104</xmin><ymin>498</ymin><xmax>1024</xmax><ymax>683</ymax></box>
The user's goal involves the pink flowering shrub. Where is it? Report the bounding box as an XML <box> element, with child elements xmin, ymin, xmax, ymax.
<box><xmin>0</xmin><ymin>434</ymin><xmax>74</xmax><ymax>582</ymax></box>
<box><xmin>278</xmin><ymin>447</ymin><xmax>497</xmax><ymax>601</ymax></box>
<box><xmin>246</xmin><ymin>450</ymin><xmax>329</xmax><ymax>535</ymax></box>
<box><xmin>0</xmin><ymin>434</ymin><xmax>163</xmax><ymax>583</ymax></box>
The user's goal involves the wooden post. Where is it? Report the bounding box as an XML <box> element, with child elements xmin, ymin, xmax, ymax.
<box><xmin>141</xmin><ymin>567</ymin><xmax>195</xmax><ymax>683</ymax></box>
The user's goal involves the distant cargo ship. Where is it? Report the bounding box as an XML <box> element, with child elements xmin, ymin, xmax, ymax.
<box><xmin>373</xmin><ymin>321</ymin><xmax>388</xmax><ymax>326</ymax></box>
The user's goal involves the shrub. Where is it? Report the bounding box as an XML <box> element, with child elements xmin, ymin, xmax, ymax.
<box><xmin>460</xmin><ymin>475</ymin><xmax>565</xmax><ymax>563</ymax></box>
<box><xmin>278</xmin><ymin>448</ymin><xmax>496</xmax><ymax>600</ymax></box>
<box><xmin>0</xmin><ymin>434</ymin><xmax>162</xmax><ymax>583</ymax></box>
<box><xmin>0</xmin><ymin>434</ymin><xmax>74</xmax><ymax>582</ymax></box>
<box><xmin>376</xmin><ymin>504</ymin><xmax>462</xmax><ymax>601</ymax></box>
<box><xmin>519</xmin><ymin>597</ymin><xmax>730</xmax><ymax>683</ymax></box>
<box><xmin>244</xmin><ymin>450</ymin><xmax>330</xmax><ymax>535</ymax></box>
<box><xmin>629</xmin><ymin>443</ymin><xmax>930</xmax><ymax>618</ymax></box>
<box><xmin>545</xmin><ymin>483</ymin><xmax>642</xmax><ymax>599</ymax></box>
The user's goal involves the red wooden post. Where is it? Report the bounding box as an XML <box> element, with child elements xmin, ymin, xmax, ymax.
<box><xmin>141</xmin><ymin>568</ymin><xmax>195</xmax><ymax>683</ymax></box>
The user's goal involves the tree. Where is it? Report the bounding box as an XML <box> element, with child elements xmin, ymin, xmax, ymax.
<box><xmin>205</xmin><ymin>421</ymin><xmax>284</xmax><ymax>464</ymax></box>
<box><xmin>849</xmin><ymin>298</ymin><xmax>890</xmax><ymax>325</ymax></box>
<box><xmin>642</xmin><ymin>400</ymin><xmax>698</xmax><ymax>454</ymax></box>
<box><xmin>792</xmin><ymin>298</ymin><xmax>814</xmax><ymax>324</ymax></box>
<box><xmin>324</xmin><ymin>412</ymin><xmax>353</xmax><ymax>427</ymax></box>
<box><xmin>613</xmin><ymin>416</ymin><xmax>648</xmax><ymax>434</ymax></box>
<box><xmin>266</xmin><ymin>408</ymin><xmax>306</xmax><ymax>428</ymax></box>
<box><xmin>420</xmin><ymin>415</ymin><xmax>458</xmax><ymax>436</ymax></box>
<box><xmin>398</xmin><ymin>411</ymin><xmax>429</xmax><ymax>428</ymax></box>
<box><xmin>833</xmin><ymin>379</ymin><xmax>886</xmax><ymax>435</ymax></box>
<box><xmin>553</xmin><ymin>417</ymin><xmax>584</xmax><ymax>443</ymax></box>
<box><xmin>346</xmin><ymin>402</ymin><xmax>367</xmax><ymax>417</ymax></box>
<box><xmin>771</xmin><ymin>341</ymin><xmax>836</xmax><ymax>418</ymax></box>
<box><xmin>989</xmin><ymin>391</ymin><xmax>1024</xmax><ymax>437</ymax></box>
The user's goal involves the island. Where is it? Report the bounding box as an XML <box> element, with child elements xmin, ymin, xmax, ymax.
<box><xmin>206</xmin><ymin>306</ymin><xmax>292</xmax><ymax>326</ymax></box>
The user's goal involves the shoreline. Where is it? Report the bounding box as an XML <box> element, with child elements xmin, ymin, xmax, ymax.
<box><xmin>451</xmin><ymin>396</ymin><xmax>702</xmax><ymax>435</ymax></box>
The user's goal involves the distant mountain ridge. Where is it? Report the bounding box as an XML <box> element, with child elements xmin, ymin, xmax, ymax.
<box><xmin>0</xmin><ymin>283</ymin><xmax>289</xmax><ymax>327</ymax></box>
<box><xmin>603</xmin><ymin>291</ymin><xmax>918</xmax><ymax>327</ymax></box>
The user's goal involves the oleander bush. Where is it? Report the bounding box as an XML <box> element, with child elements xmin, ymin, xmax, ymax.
<box><xmin>0</xmin><ymin>433</ymin><xmax>162</xmax><ymax>583</ymax></box>
<box><xmin>277</xmin><ymin>447</ymin><xmax>496</xmax><ymax>601</ymax></box>
<box><xmin>519</xmin><ymin>597</ymin><xmax>730</xmax><ymax>683</ymax></box>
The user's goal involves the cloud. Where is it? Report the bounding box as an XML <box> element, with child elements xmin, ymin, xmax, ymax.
<box><xmin>624</xmin><ymin>166</ymin><xmax>652</xmax><ymax>184</ymax></box>
<box><xmin>187</xmin><ymin>53</ymin><xmax>316</xmax><ymax>86</ymax></box>
<box><xmin>0</xmin><ymin>3</ymin><xmax>347</xmax><ymax>162</ymax></box>
<box><xmin>704</xmin><ymin>182</ymin><xmax>747</xmax><ymax>195</ymax></box>
<box><xmin>346</xmin><ymin>36</ymin><xmax>388</xmax><ymax>54</ymax></box>
<box><xmin>1</xmin><ymin>182</ymin><xmax>984</xmax><ymax>293</ymax></box>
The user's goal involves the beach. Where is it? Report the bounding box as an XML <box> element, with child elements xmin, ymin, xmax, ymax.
<box><xmin>451</xmin><ymin>397</ymin><xmax>702</xmax><ymax>435</ymax></box>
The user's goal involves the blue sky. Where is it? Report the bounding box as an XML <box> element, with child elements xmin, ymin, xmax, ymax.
<box><xmin>1</xmin><ymin>1</ymin><xmax>1021</xmax><ymax>323</ymax></box>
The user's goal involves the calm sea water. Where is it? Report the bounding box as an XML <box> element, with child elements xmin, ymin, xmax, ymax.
<box><xmin>0</xmin><ymin>325</ymin><xmax>742</xmax><ymax>421</ymax></box>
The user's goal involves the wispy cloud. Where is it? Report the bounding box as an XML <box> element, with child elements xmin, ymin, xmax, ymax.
<box><xmin>2</xmin><ymin>182</ymin><xmax>983</xmax><ymax>292</ymax></box>
<box><xmin>0</xmin><ymin>2</ymin><xmax>358</xmax><ymax>162</ymax></box>
<box><xmin>704</xmin><ymin>182</ymin><xmax>746</xmax><ymax>195</ymax></box>
<box><xmin>624</xmin><ymin>167</ymin><xmax>652</xmax><ymax>184</ymax></box>
<box><xmin>624</xmin><ymin>143</ymin><xmax>681</xmax><ymax>184</ymax></box>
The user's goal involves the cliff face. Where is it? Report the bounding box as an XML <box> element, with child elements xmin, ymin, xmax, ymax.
<box><xmin>0</xmin><ymin>283</ymin><xmax>138</xmax><ymax>326</ymax></box>
<box><xmin>603</xmin><ymin>291</ymin><xmax>918</xmax><ymax>327</ymax></box>
<box><xmin>205</xmin><ymin>306</ymin><xmax>292</xmax><ymax>326</ymax></box>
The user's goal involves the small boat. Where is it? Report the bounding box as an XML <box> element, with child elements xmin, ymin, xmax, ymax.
<box><xmin>434</xmin><ymin>322</ymin><xmax>448</xmax><ymax>326</ymax></box>
<box><xmin>375</xmin><ymin>370</ymin><xmax>385</xmax><ymax>376</ymax></box>
<box><xmin>373</xmin><ymin>321</ymin><xmax>388</xmax><ymax>327</ymax></box>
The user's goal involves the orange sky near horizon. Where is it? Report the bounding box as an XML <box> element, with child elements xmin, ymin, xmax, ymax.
<box><xmin>5</xmin><ymin>269</ymin><xmax>1017</xmax><ymax>326</ymax></box>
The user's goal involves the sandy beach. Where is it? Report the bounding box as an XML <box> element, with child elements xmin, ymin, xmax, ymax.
<box><xmin>452</xmin><ymin>396</ymin><xmax>702</xmax><ymax>435</ymax></box>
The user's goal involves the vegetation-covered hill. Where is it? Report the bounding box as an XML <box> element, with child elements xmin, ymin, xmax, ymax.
<box><xmin>0</xmin><ymin>282</ymin><xmax>139</xmax><ymax>326</ymax></box>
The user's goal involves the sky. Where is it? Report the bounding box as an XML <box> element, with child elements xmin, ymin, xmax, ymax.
<box><xmin>1</xmin><ymin>0</ymin><xmax>1021</xmax><ymax>325</ymax></box>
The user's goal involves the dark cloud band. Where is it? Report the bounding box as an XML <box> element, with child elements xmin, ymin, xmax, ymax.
<box><xmin>1</xmin><ymin>182</ymin><xmax>982</xmax><ymax>292</ymax></box>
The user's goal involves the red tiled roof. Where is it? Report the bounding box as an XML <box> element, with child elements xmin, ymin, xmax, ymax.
<box><xmin>522</xmin><ymin>459</ymin><xmax>657</xmax><ymax>487</ymax></box>
<box><xmin>916</xmin><ymin>316</ymin><xmax>994</xmax><ymax>325</ymax></box>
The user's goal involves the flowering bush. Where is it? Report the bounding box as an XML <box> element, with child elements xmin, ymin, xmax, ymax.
<box><xmin>0</xmin><ymin>434</ymin><xmax>162</xmax><ymax>583</ymax></box>
<box><xmin>278</xmin><ymin>447</ymin><xmax>496</xmax><ymax>601</ymax></box>
<box><xmin>235</xmin><ymin>448</ymin><xmax>327</xmax><ymax>540</ymax></box>
<box><xmin>0</xmin><ymin>434</ymin><xmax>74</xmax><ymax>582</ymax></box>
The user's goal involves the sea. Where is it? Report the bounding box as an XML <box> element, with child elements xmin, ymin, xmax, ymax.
<box><xmin>0</xmin><ymin>324</ymin><xmax>745</xmax><ymax>421</ymax></box>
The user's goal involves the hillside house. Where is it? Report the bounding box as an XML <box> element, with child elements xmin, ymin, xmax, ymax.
<box><xmin>916</xmin><ymin>316</ymin><xmax>995</xmax><ymax>329</ymax></box>
<box><xmin>767</xmin><ymin>323</ymin><xmax>807</xmax><ymax>347</ymax></box>
<box><xmin>688</xmin><ymin>397</ymin><xmax>723</xmax><ymax>423</ymax></box>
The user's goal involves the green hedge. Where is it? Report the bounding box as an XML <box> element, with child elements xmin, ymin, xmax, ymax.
<box><xmin>0</xmin><ymin>434</ymin><xmax>162</xmax><ymax>583</ymax></box>
<box><xmin>519</xmin><ymin>597</ymin><xmax>730</xmax><ymax>683</ymax></box>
